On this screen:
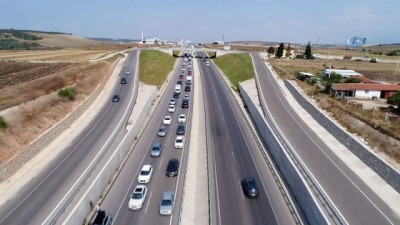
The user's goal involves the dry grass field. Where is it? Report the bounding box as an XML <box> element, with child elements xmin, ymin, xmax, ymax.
<box><xmin>0</xmin><ymin>49</ymin><xmax>121</xmax><ymax>62</ymax></box>
<box><xmin>268</xmin><ymin>57</ymin><xmax>400</xmax><ymax>163</ymax></box>
<box><xmin>0</xmin><ymin>54</ymin><xmax>122</xmax><ymax>166</ymax></box>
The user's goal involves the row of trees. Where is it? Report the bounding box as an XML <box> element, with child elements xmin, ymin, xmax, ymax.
<box><xmin>266</xmin><ymin>42</ymin><xmax>313</xmax><ymax>59</ymax></box>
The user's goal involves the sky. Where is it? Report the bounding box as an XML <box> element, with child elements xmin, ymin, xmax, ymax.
<box><xmin>0</xmin><ymin>0</ymin><xmax>399</xmax><ymax>45</ymax></box>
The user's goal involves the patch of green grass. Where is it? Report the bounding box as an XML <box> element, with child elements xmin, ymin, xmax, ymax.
<box><xmin>139</xmin><ymin>50</ymin><xmax>176</xmax><ymax>89</ymax></box>
<box><xmin>207</xmin><ymin>51</ymin><xmax>216</xmax><ymax>58</ymax></box>
<box><xmin>173</xmin><ymin>51</ymin><xmax>181</xmax><ymax>57</ymax></box>
<box><xmin>213</xmin><ymin>53</ymin><xmax>255</xmax><ymax>91</ymax></box>
<box><xmin>0</xmin><ymin>116</ymin><xmax>7</xmax><ymax>130</ymax></box>
<box><xmin>58</xmin><ymin>87</ymin><xmax>76</xmax><ymax>101</ymax></box>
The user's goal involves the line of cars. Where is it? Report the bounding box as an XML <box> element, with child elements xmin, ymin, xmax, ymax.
<box><xmin>112</xmin><ymin>70</ymin><xmax>131</xmax><ymax>102</ymax></box>
<box><xmin>126</xmin><ymin>57</ymin><xmax>193</xmax><ymax>217</ymax></box>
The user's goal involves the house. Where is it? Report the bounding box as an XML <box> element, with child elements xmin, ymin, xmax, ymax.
<box><xmin>330</xmin><ymin>83</ymin><xmax>400</xmax><ymax>99</ymax></box>
<box><xmin>323</xmin><ymin>69</ymin><xmax>362</xmax><ymax>79</ymax></box>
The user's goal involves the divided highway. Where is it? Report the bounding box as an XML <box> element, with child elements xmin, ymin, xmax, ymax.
<box><xmin>0</xmin><ymin>50</ymin><xmax>139</xmax><ymax>225</ymax></box>
<box><xmin>251</xmin><ymin>52</ymin><xmax>399</xmax><ymax>225</ymax></box>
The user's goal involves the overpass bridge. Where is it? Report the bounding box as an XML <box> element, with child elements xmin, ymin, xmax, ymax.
<box><xmin>154</xmin><ymin>47</ymin><xmax>243</xmax><ymax>57</ymax></box>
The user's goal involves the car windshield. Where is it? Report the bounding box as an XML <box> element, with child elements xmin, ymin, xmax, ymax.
<box><xmin>248</xmin><ymin>179</ymin><xmax>256</xmax><ymax>187</ymax></box>
<box><xmin>140</xmin><ymin>170</ymin><xmax>150</xmax><ymax>175</ymax></box>
<box><xmin>153</xmin><ymin>146</ymin><xmax>160</xmax><ymax>150</ymax></box>
<box><xmin>133</xmin><ymin>193</ymin><xmax>143</xmax><ymax>199</ymax></box>
<box><xmin>161</xmin><ymin>200</ymin><xmax>172</xmax><ymax>206</ymax></box>
<box><xmin>176</xmin><ymin>140</ymin><xmax>182</xmax><ymax>143</ymax></box>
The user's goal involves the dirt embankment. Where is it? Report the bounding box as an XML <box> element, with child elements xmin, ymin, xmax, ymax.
<box><xmin>0</xmin><ymin>56</ymin><xmax>118</xmax><ymax>167</ymax></box>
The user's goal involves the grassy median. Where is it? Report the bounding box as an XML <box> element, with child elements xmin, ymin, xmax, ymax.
<box><xmin>213</xmin><ymin>53</ymin><xmax>255</xmax><ymax>91</ymax></box>
<box><xmin>139</xmin><ymin>50</ymin><xmax>176</xmax><ymax>89</ymax></box>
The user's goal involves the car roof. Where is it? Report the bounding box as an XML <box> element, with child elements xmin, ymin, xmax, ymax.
<box><xmin>142</xmin><ymin>164</ymin><xmax>152</xmax><ymax>171</ymax></box>
<box><xmin>176</xmin><ymin>136</ymin><xmax>184</xmax><ymax>140</ymax></box>
<box><xmin>134</xmin><ymin>185</ymin><xmax>146</xmax><ymax>192</ymax></box>
<box><xmin>162</xmin><ymin>191</ymin><xmax>174</xmax><ymax>199</ymax></box>
<box><xmin>168</xmin><ymin>158</ymin><xmax>179</xmax><ymax>163</ymax></box>
<box><xmin>179</xmin><ymin>114</ymin><xmax>185</xmax><ymax>117</ymax></box>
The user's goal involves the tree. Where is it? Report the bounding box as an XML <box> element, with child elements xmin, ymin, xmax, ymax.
<box><xmin>324</xmin><ymin>72</ymin><xmax>342</xmax><ymax>93</ymax></box>
<box><xmin>267</xmin><ymin>46</ymin><xmax>275</xmax><ymax>57</ymax></box>
<box><xmin>387</xmin><ymin>92</ymin><xmax>400</xmax><ymax>108</ymax></box>
<box><xmin>276</xmin><ymin>43</ymin><xmax>284</xmax><ymax>58</ymax></box>
<box><xmin>305</xmin><ymin>41</ymin><xmax>312</xmax><ymax>59</ymax></box>
<box><xmin>345</xmin><ymin>77</ymin><xmax>362</xmax><ymax>83</ymax></box>
<box><xmin>285</xmin><ymin>43</ymin><xmax>291</xmax><ymax>58</ymax></box>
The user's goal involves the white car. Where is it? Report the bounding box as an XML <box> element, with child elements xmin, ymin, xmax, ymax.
<box><xmin>178</xmin><ymin>114</ymin><xmax>186</xmax><ymax>123</ymax></box>
<box><xmin>138</xmin><ymin>164</ymin><xmax>153</xmax><ymax>183</ymax></box>
<box><xmin>175</xmin><ymin>136</ymin><xmax>185</xmax><ymax>149</ymax></box>
<box><xmin>128</xmin><ymin>185</ymin><xmax>147</xmax><ymax>210</ymax></box>
<box><xmin>168</xmin><ymin>105</ymin><xmax>175</xmax><ymax>113</ymax></box>
<box><xmin>163</xmin><ymin>115</ymin><xmax>172</xmax><ymax>125</ymax></box>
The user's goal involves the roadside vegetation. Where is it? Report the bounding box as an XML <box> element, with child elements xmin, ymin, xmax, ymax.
<box><xmin>58</xmin><ymin>87</ymin><xmax>76</xmax><ymax>101</ymax></box>
<box><xmin>213</xmin><ymin>53</ymin><xmax>255</xmax><ymax>91</ymax></box>
<box><xmin>172</xmin><ymin>51</ymin><xmax>180</xmax><ymax>57</ymax></box>
<box><xmin>268</xmin><ymin>57</ymin><xmax>400</xmax><ymax>162</ymax></box>
<box><xmin>207</xmin><ymin>51</ymin><xmax>216</xmax><ymax>58</ymax></box>
<box><xmin>139</xmin><ymin>50</ymin><xmax>176</xmax><ymax>89</ymax></box>
<box><xmin>0</xmin><ymin>116</ymin><xmax>6</xmax><ymax>130</ymax></box>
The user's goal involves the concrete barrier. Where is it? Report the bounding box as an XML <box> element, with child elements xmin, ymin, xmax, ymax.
<box><xmin>238</xmin><ymin>82</ymin><xmax>328</xmax><ymax>225</ymax></box>
<box><xmin>284</xmin><ymin>80</ymin><xmax>400</xmax><ymax>193</ymax></box>
<box><xmin>63</xmin><ymin>85</ymin><xmax>157</xmax><ymax>225</ymax></box>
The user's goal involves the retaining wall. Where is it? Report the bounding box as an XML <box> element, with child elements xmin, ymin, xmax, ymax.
<box><xmin>284</xmin><ymin>80</ymin><xmax>400</xmax><ymax>193</ymax></box>
<box><xmin>63</xmin><ymin>86</ymin><xmax>157</xmax><ymax>225</ymax></box>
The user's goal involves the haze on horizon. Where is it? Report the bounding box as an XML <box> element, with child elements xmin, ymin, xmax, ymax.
<box><xmin>0</xmin><ymin>0</ymin><xmax>399</xmax><ymax>45</ymax></box>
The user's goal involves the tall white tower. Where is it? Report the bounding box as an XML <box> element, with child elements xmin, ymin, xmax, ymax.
<box><xmin>141</xmin><ymin>32</ymin><xmax>144</xmax><ymax>43</ymax></box>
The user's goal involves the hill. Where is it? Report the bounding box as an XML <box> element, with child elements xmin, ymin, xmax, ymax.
<box><xmin>0</xmin><ymin>29</ymin><xmax>102</xmax><ymax>49</ymax></box>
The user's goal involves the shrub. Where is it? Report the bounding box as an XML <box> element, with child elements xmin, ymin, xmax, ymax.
<box><xmin>58</xmin><ymin>87</ymin><xmax>76</xmax><ymax>101</ymax></box>
<box><xmin>0</xmin><ymin>116</ymin><xmax>7</xmax><ymax>129</ymax></box>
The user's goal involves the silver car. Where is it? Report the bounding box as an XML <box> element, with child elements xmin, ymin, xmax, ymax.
<box><xmin>150</xmin><ymin>143</ymin><xmax>162</xmax><ymax>157</ymax></box>
<box><xmin>158</xmin><ymin>125</ymin><xmax>167</xmax><ymax>137</ymax></box>
<box><xmin>159</xmin><ymin>191</ymin><xmax>174</xmax><ymax>215</ymax></box>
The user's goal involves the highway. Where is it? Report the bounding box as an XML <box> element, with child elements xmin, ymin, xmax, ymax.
<box><xmin>251</xmin><ymin>52</ymin><xmax>399</xmax><ymax>225</ymax></box>
<box><xmin>0</xmin><ymin>50</ymin><xmax>139</xmax><ymax>225</ymax></box>
<box><xmin>198</xmin><ymin>52</ymin><xmax>298</xmax><ymax>225</ymax></box>
<box><xmin>100</xmin><ymin>57</ymin><xmax>193</xmax><ymax>225</ymax></box>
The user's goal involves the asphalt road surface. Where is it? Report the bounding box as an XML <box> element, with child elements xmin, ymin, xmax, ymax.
<box><xmin>100</xmin><ymin>57</ymin><xmax>193</xmax><ymax>225</ymax></box>
<box><xmin>198</xmin><ymin>52</ymin><xmax>295</xmax><ymax>225</ymax></box>
<box><xmin>0</xmin><ymin>50</ymin><xmax>139</xmax><ymax>225</ymax></box>
<box><xmin>251</xmin><ymin>52</ymin><xmax>399</xmax><ymax>225</ymax></box>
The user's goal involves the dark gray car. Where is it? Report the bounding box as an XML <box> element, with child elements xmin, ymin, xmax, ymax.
<box><xmin>241</xmin><ymin>178</ymin><xmax>259</xmax><ymax>198</ymax></box>
<box><xmin>176</xmin><ymin>124</ymin><xmax>185</xmax><ymax>135</ymax></box>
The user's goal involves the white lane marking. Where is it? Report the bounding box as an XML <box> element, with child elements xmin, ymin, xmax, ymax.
<box><xmin>239</xmin><ymin>180</ymin><xmax>245</xmax><ymax>200</ymax></box>
<box><xmin>144</xmin><ymin>191</ymin><xmax>152</xmax><ymax>214</ymax></box>
<box><xmin>113</xmin><ymin>147</ymin><xmax>149</xmax><ymax>221</ymax></box>
<box><xmin>231</xmin><ymin>150</ymin><xmax>237</xmax><ymax>165</ymax></box>
<box><xmin>159</xmin><ymin>156</ymin><xmax>164</xmax><ymax>170</ymax></box>
<box><xmin>258</xmin><ymin>55</ymin><xmax>394</xmax><ymax>224</ymax></box>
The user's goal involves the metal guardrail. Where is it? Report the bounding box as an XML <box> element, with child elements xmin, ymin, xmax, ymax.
<box><xmin>252</xmin><ymin>53</ymin><xmax>345</xmax><ymax>225</ymax></box>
